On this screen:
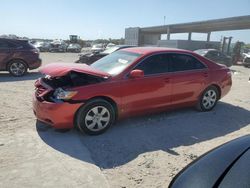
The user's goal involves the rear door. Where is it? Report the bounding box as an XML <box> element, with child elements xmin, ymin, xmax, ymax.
<box><xmin>169</xmin><ymin>53</ymin><xmax>208</xmax><ymax>105</ymax></box>
<box><xmin>120</xmin><ymin>53</ymin><xmax>172</xmax><ymax>115</ymax></box>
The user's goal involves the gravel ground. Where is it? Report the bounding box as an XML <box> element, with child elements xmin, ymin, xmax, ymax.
<box><xmin>0</xmin><ymin>53</ymin><xmax>250</xmax><ymax>188</ymax></box>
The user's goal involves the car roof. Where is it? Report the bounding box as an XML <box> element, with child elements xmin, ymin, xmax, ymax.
<box><xmin>122</xmin><ymin>47</ymin><xmax>193</xmax><ymax>55</ymax></box>
<box><xmin>0</xmin><ymin>38</ymin><xmax>28</xmax><ymax>43</ymax></box>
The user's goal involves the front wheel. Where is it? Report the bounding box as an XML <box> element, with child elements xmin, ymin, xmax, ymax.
<box><xmin>196</xmin><ymin>86</ymin><xmax>219</xmax><ymax>111</ymax></box>
<box><xmin>76</xmin><ymin>99</ymin><xmax>116</xmax><ymax>135</ymax></box>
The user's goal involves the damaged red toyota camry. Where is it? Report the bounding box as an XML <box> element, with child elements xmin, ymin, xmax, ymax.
<box><xmin>33</xmin><ymin>47</ymin><xmax>232</xmax><ymax>135</ymax></box>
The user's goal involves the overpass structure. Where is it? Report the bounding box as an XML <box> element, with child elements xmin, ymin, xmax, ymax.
<box><xmin>125</xmin><ymin>15</ymin><xmax>250</xmax><ymax>49</ymax></box>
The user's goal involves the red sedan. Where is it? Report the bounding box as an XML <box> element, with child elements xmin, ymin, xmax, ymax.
<box><xmin>33</xmin><ymin>47</ymin><xmax>232</xmax><ymax>135</ymax></box>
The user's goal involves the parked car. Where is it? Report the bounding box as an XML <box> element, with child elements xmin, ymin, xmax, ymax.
<box><xmin>169</xmin><ymin>135</ymin><xmax>250</xmax><ymax>188</ymax></box>
<box><xmin>243</xmin><ymin>53</ymin><xmax>250</xmax><ymax>67</ymax></box>
<box><xmin>194</xmin><ymin>49</ymin><xmax>232</xmax><ymax>67</ymax></box>
<box><xmin>105</xmin><ymin>43</ymin><xmax>116</xmax><ymax>49</ymax></box>
<box><xmin>91</xmin><ymin>43</ymin><xmax>105</xmax><ymax>53</ymax></box>
<box><xmin>33</xmin><ymin>47</ymin><xmax>232</xmax><ymax>135</ymax></box>
<box><xmin>33</xmin><ymin>41</ymin><xmax>51</xmax><ymax>52</ymax></box>
<box><xmin>75</xmin><ymin>45</ymin><xmax>136</xmax><ymax>64</ymax></box>
<box><xmin>41</xmin><ymin>42</ymin><xmax>51</xmax><ymax>52</ymax></box>
<box><xmin>33</xmin><ymin>41</ymin><xmax>43</xmax><ymax>49</ymax></box>
<box><xmin>49</xmin><ymin>40</ymin><xmax>67</xmax><ymax>52</ymax></box>
<box><xmin>67</xmin><ymin>43</ymin><xmax>81</xmax><ymax>53</ymax></box>
<box><xmin>0</xmin><ymin>38</ymin><xmax>41</xmax><ymax>76</ymax></box>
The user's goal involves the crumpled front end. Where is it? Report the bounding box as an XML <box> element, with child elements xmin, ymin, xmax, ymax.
<box><xmin>33</xmin><ymin>70</ymin><xmax>106</xmax><ymax>129</ymax></box>
<box><xmin>33</xmin><ymin>77</ymin><xmax>83</xmax><ymax>129</ymax></box>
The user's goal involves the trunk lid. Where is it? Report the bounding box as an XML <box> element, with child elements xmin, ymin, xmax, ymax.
<box><xmin>39</xmin><ymin>63</ymin><xmax>110</xmax><ymax>78</ymax></box>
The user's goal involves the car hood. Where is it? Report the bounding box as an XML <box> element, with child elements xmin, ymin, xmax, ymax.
<box><xmin>40</xmin><ymin>63</ymin><xmax>110</xmax><ymax>78</ymax></box>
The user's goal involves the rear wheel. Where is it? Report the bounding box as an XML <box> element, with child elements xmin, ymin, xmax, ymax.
<box><xmin>196</xmin><ymin>86</ymin><xmax>219</xmax><ymax>111</ymax></box>
<box><xmin>76</xmin><ymin>99</ymin><xmax>115</xmax><ymax>135</ymax></box>
<box><xmin>8</xmin><ymin>60</ymin><xmax>27</xmax><ymax>77</ymax></box>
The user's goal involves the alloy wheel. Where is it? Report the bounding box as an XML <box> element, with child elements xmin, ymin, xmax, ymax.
<box><xmin>202</xmin><ymin>89</ymin><xmax>217</xmax><ymax>110</ymax></box>
<box><xmin>84</xmin><ymin>106</ymin><xmax>111</xmax><ymax>132</ymax></box>
<box><xmin>10</xmin><ymin>62</ymin><xmax>26</xmax><ymax>76</ymax></box>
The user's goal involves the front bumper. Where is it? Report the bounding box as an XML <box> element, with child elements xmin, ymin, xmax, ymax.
<box><xmin>32</xmin><ymin>95</ymin><xmax>83</xmax><ymax>129</ymax></box>
<box><xmin>29</xmin><ymin>58</ymin><xmax>42</xmax><ymax>70</ymax></box>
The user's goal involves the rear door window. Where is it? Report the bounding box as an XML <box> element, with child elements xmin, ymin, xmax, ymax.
<box><xmin>169</xmin><ymin>54</ymin><xmax>206</xmax><ymax>72</ymax></box>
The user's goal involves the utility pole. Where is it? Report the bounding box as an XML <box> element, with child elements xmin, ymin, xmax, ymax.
<box><xmin>164</xmin><ymin>16</ymin><xmax>166</xmax><ymax>25</ymax></box>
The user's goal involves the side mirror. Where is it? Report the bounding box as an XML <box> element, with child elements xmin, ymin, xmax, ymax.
<box><xmin>129</xmin><ymin>69</ymin><xmax>144</xmax><ymax>78</ymax></box>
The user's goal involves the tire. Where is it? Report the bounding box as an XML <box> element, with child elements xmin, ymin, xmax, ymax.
<box><xmin>8</xmin><ymin>60</ymin><xmax>27</xmax><ymax>77</ymax></box>
<box><xmin>76</xmin><ymin>99</ymin><xmax>116</xmax><ymax>135</ymax></box>
<box><xmin>196</xmin><ymin>86</ymin><xmax>219</xmax><ymax>111</ymax></box>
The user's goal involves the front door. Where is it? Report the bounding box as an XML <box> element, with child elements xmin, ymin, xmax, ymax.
<box><xmin>0</xmin><ymin>40</ymin><xmax>13</xmax><ymax>70</ymax></box>
<box><xmin>120</xmin><ymin>53</ymin><xmax>172</xmax><ymax>115</ymax></box>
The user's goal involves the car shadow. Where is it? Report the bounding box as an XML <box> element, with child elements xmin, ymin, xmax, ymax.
<box><xmin>36</xmin><ymin>102</ymin><xmax>250</xmax><ymax>169</ymax></box>
<box><xmin>0</xmin><ymin>72</ymin><xmax>42</xmax><ymax>82</ymax></box>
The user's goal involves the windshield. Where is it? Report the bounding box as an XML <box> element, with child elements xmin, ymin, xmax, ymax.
<box><xmin>102</xmin><ymin>46</ymin><xmax>120</xmax><ymax>54</ymax></box>
<box><xmin>91</xmin><ymin>50</ymin><xmax>141</xmax><ymax>76</ymax></box>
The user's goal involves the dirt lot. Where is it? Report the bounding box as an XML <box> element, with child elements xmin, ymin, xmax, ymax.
<box><xmin>0</xmin><ymin>53</ymin><xmax>250</xmax><ymax>188</ymax></box>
